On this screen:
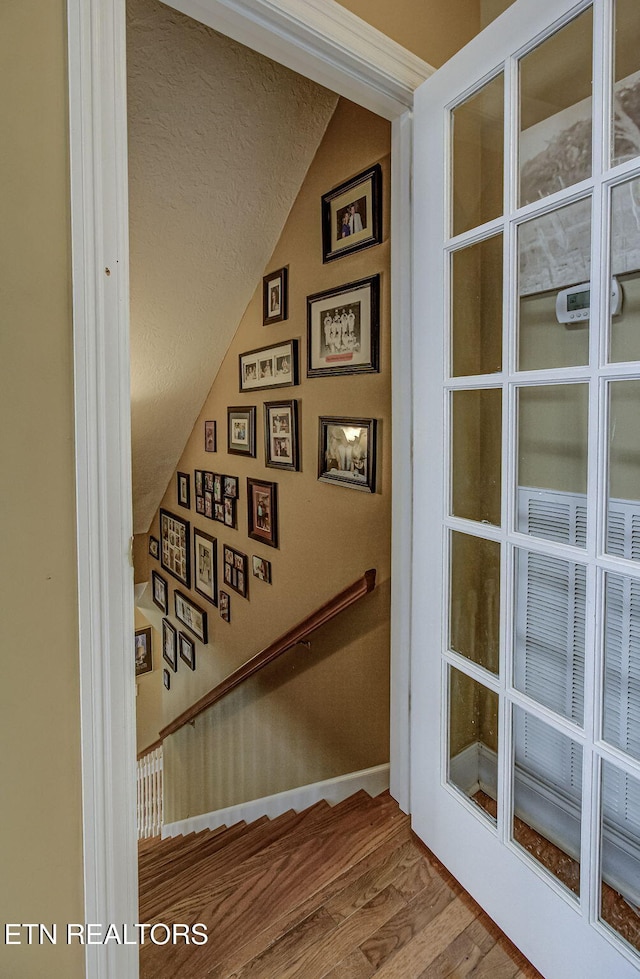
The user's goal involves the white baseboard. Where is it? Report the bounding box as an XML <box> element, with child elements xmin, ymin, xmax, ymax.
<box><xmin>162</xmin><ymin>763</ymin><xmax>390</xmax><ymax>838</ymax></box>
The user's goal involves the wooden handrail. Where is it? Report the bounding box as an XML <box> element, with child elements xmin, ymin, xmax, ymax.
<box><xmin>158</xmin><ymin>568</ymin><xmax>376</xmax><ymax>741</ymax></box>
<box><xmin>137</xmin><ymin>737</ymin><xmax>163</xmax><ymax>762</ymax></box>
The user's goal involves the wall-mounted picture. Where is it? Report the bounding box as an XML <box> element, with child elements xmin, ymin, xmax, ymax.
<box><xmin>239</xmin><ymin>339</ymin><xmax>299</xmax><ymax>393</ymax></box>
<box><xmin>196</xmin><ymin>496</ymin><xmax>205</xmax><ymax>515</ymax></box>
<box><xmin>252</xmin><ymin>555</ymin><xmax>272</xmax><ymax>583</ymax></box>
<box><xmin>214</xmin><ymin>502</ymin><xmax>225</xmax><ymax>522</ymax></box>
<box><xmin>195</xmin><ymin>470</ymin><xmax>204</xmax><ymax>497</ymax></box>
<box><xmin>193</xmin><ymin>527</ymin><xmax>217</xmax><ymax>606</ymax></box>
<box><xmin>321</xmin><ymin>163</ymin><xmax>382</xmax><ymax>263</ymax></box>
<box><xmin>205</xmin><ymin>491</ymin><xmax>214</xmax><ymax>519</ymax></box>
<box><xmin>152</xmin><ymin>570</ymin><xmax>168</xmax><ymax>614</ymax></box>
<box><xmin>214</xmin><ymin>474</ymin><xmax>223</xmax><ymax>502</ymax></box>
<box><xmin>227</xmin><ymin>406</ymin><xmax>256</xmax><ymax>456</ymax></box>
<box><xmin>204</xmin><ymin>420</ymin><xmax>217</xmax><ymax>452</ymax></box>
<box><xmin>148</xmin><ymin>535</ymin><xmax>159</xmax><ymax>559</ymax></box>
<box><xmin>264</xmin><ymin>399</ymin><xmax>299</xmax><ymax>471</ymax></box>
<box><xmin>179</xmin><ymin>632</ymin><xmax>196</xmax><ymax>671</ymax></box>
<box><xmin>135</xmin><ymin>627</ymin><xmax>152</xmax><ymax>676</ymax></box>
<box><xmin>224</xmin><ymin>496</ymin><xmax>237</xmax><ymax>529</ymax></box>
<box><xmin>174</xmin><ymin>590</ymin><xmax>208</xmax><ymax>644</ymax></box>
<box><xmin>263</xmin><ymin>266</ymin><xmax>288</xmax><ymax>325</ymax></box>
<box><xmin>318</xmin><ymin>417</ymin><xmax>377</xmax><ymax>493</ymax></box>
<box><xmin>223</xmin><ymin>546</ymin><xmax>248</xmax><ymax>598</ymax></box>
<box><xmin>204</xmin><ymin>471</ymin><xmax>214</xmax><ymax>494</ymax></box>
<box><xmin>219</xmin><ymin>590</ymin><xmax>230</xmax><ymax>622</ymax></box>
<box><xmin>162</xmin><ymin>618</ymin><xmax>177</xmax><ymax>672</ymax></box>
<box><xmin>160</xmin><ymin>508</ymin><xmax>191</xmax><ymax>588</ymax></box>
<box><xmin>247</xmin><ymin>477</ymin><xmax>278</xmax><ymax>548</ymax></box>
<box><xmin>163</xmin><ymin>668</ymin><xmax>171</xmax><ymax>690</ymax></box>
<box><xmin>223</xmin><ymin>475</ymin><xmax>238</xmax><ymax>499</ymax></box>
<box><xmin>307</xmin><ymin>275</ymin><xmax>380</xmax><ymax>377</ymax></box>
<box><xmin>177</xmin><ymin>471</ymin><xmax>191</xmax><ymax>509</ymax></box>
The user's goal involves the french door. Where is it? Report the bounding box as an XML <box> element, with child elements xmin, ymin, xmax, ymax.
<box><xmin>411</xmin><ymin>0</ymin><xmax>640</xmax><ymax>975</ymax></box>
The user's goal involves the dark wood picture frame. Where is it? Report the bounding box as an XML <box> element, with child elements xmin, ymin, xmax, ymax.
<box><xmin>174</xmin><ymin>589</ymin><xmax>208</xmax><ymax>644</ymax></box>
<box><xmin>219</xmin><ymin>590</ymin><xmax>231</xmax><ymax>622</ymax></box>
<box><xmin>163</xmin><ymin>668</ymin><xmax>171</xmax><ymax>690</ymax></box>
<box><xmin>162</xmin><ymin>618</ymin><xmax>178</xmax><ymax>672</ymax></box>
<box><xmin>148</xmin><ymin>535</ymin><xmax>159</xmax><ymax>559</ymax></box>
<box><xmin>179</xmin><ymin>632</ymin><xmax>196</xmax><ymax>671</ymax></box>
<box><xmin>318</xmin><ymin>416</ymin><xmax>377</xmax><ymax>493</ymax></box>
<box><xmin>247</xmin><ymin>477</ymin><xmax>279</xmax><ymax>548</ymax></box>
<box><xmin>263</xmin><ymin>266</ymin><xmax>288</xmax><ymax>325</ymax></box>
<box><xmin>160</xmin><ymin>508</ymin><xmax>191</xmax><ymax>589</ymax></box>
<box><xmin>252</xmin><ymin>555</ymin><xmax>272</xmax><ymax>583</ymax></box>
<box><xmin>227</xmin><ymin>405</ymin><xmax>256</xmax><ymax>457</ymax></box>
<box><xmin>177</xmin><ymin>471</ymin><xmax>191</xmax><ymax>509</ymax></box>
<box><xmin>204</xmin><ymin>420</ymin><xmax>217</xmax><ymax>452</ymax></box>
<box><xmin>307</xmin><ymin>275</ymin><xmax>380</xmax><ymax>378</ymax></box>
<box><xmin>264</xmin><ymin>399</ymin><xmax>300</xmax><ymax>471</ymax></box>
<box><xmin>321</xmin><ymin>163</ymin><xmax>382</xmax><ymax>263</ymax></box>
<box><xmin>135</xmin><ymin>627</ymin><xmax>153</xmax><ymax>676</ymax></box>
<box><xmin>239</xmin><ymin>339</ymin><xmax>299</xmax><ymax>393</ymax></box>
<box><xmin>193</xmin><ymin>526</ymin><xmax>217</xmax><ymax>607</ymax></box>
<box><xmin>222</xmin><ymin>546</ymin><xmax>248</xmax><ymax>598</ymax></box>
<box><xmin>152</xmin><ymin>570</ymin><xmax>168</xmax><ymax>614</ymax></box>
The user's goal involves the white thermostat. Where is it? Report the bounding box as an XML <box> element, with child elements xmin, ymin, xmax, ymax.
<box><xmin>556</xmin><ymin>277</ymin><xmax>622</xmax><ymax>325</ymax></box>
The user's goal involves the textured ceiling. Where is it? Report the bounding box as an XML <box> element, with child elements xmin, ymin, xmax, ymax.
<box><xmin>127</xmin><ymin>0</ymin><xmax>337</xmax><ymax>532</ymax></box>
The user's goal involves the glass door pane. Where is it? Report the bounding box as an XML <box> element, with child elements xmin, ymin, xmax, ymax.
<box><xmin>452</xmin><ymin>74</ymin><xmax>504</xmax><ymax>236</ymax></box>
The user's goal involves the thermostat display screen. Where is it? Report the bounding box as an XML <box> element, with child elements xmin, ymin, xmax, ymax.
<box><xmin>567</xmin><ymin>289</ymin><xmax>590</xmax><ymax>311</ymax></box>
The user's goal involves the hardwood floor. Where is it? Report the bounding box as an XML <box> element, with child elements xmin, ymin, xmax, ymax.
<box><xmin>139</xmin><ymin>791</ymin><xmax>542</xmax><ymax>978</ymax></box>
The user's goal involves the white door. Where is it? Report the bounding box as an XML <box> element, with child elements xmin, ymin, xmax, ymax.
<box><xmin>411</xmin><ymin>0</ymin><xmax>640</xmax><ymax>975</ymax></box>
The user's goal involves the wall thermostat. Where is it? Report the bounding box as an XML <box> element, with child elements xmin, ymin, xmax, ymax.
<box><xmin>556</xmin><ymin>277</ymin><xmax>622</xmax><ymax>325</ymax></box>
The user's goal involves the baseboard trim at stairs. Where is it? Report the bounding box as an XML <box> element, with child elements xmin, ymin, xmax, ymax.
<box><xmin>162</xmin><ymin>763</ymin><xmax>391</xmax><ymax>838</ymax></box>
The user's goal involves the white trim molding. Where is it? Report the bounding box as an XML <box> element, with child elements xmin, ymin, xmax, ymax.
<box><xmin>160</xmin><ymin>0</ymin><xmax>434</xmax><ymax>118</ymax></box>
<box><xmin>163</xmin><ymin>764</ymin><xmax>391</xmax><ymax>837</ymax></box>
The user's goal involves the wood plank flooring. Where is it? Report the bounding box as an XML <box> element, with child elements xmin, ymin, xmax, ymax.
<box><xmin>139</xmin><ymin>791</ymin><xmax>542</xmax><ymax>979</ymax></box>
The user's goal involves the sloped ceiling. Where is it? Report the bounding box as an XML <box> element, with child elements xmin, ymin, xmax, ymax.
<box><xmin>127</xmin><ymin>0</ymin><xmax>337</xmax><ymax>532</ymax></box>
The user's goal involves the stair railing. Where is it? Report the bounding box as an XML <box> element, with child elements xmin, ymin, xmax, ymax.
<box><xmin>137</xmin><ymin>743</ymin><xmax>163</xmax><ymax>839</ymax></box>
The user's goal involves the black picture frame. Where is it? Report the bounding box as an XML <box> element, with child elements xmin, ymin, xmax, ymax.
<box><xmin>239</xmin><ymin>339</ymin><xmax>299</xmax><ymax>393</ymax></box>
<box><xmin>307</xmin><ymin>275</ymin><xmax>380</xmax><ymax>377</ymax></box>
<box><xmin>264</xmin><ymin>399</ymin><xmax>300</xmax><ymax>471</ymax></box>
<box><xmin>135</xmin><ymin>627</ymin><xmax>153</xmax><ymax>676</ymax></box>
<box><xmin>177</xmin><ymin>471</ymin><xmax>191</xmax><ymax>509</ymax></box>
<box><xmin>247</xmin><ymin>477</ymin><xmax>278</xmax><ymax>548</ymax></box>
<box><xmin>252</xmin><ymin>555</ymin><xmax>272</xmax><ymax>583</ymax></box>
<box><xmin>219</xmin><ymin>590</ymin><xmax>231</xmax><ymax>622</ymax></box>
<box><xmin>194</xmin><ymin>469</ymin><xmax>204</xmax><ymax>496</ymax></box>
<box><xmin>179</xmin><ymin>632</ymin><xmax>196</xmax><ymax>671</ymax></box>
<box><xmin>160</xmin><ymin>508</ymin><xmax>191</xmax><ymax>589</ymax></box>
<box><xmin>318</xmin><ymin>416</ymin><xmax>377</xmax><ymax>493</ymax></box>
<box><xmin>204</xmin><ymin>420</ymin><xmax>217</xmax><ymax>452</ymax></box>
<box><xmin>223</xmin><ymin>496</ymin><xmax>237</xmax><ymax>529</ymax></box>
<box><xmin>321</xmin><ymin>163</ymin><xmax>382</xmax><ymax>263</ymax></box>
<box><xmin>174</xmin><ymin>590</ymin><xmax>208</xmax><ymax>644</ymax></box>
<box><xmin>193</xmin><ymin>527</ymin><xmax>217</xmax><ymax>607</ymax></box>
<box><xmin>223</xmin><ymin>475</ymin><xmax>238</xmax><ymax>499</ymax></box>
<box><xmin>162</xmin><ymin>618</ymin><xmax>178</xmax><ymax>672</ymax></box>
<box><xmin>263</xmin><ymin>266</ymin><xmax>288</xmax><ymax>325</ymax></box>
<box><xmin>152</xmin><ymin>570</ymin><xmax>168</xmax><ymax>614</ymax></box>
<box><xmin>148</xmin><ymin>535</ymin><xmax>160</xmax><ymax>559</ymax></box>
<box><xmin>222</xmin><ymin>546</ymin><xmax>248</xmax><ymax>598</ymax></box>
<box><xmin>227</xmin><ymin>406</ymin><xmax>256</xmax><ymax>457</ymax></box>
<box><xmin>163</xmin><ymin>668</ymin><xmax>171</xmax><ymax>690</ymax></box>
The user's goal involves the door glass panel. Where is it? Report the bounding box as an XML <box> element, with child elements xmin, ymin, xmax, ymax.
<box><xmin>452</xmin><ymin>235</ymin><xmax>503</xmax><ymax>376</ymax></box>
<box><xmin>450</xmin><ymin>531</ymin><xmax>500</xmax><ymax>674</ymax></box>
<box><xmin>452</xmin><ymin>73</ymin><xmax>504</xmax><ymax>237</ymax></box>
<box><xmin>607</xmin><ymin>381</ymin><xmax>640</xmax><ymax>560</ymax></box>
<box><xmin>449</xmin><ymin>666</ymin><xmax>499</xmax><ymax>824</ymax></box>
<box><xmin>517</xmin><ymin>384</ymin><xmax>589</xmax><ymax>542</ymax></box>
<box><xmin>610</xmin><ymin>179</ymin><xmax>640</xmax><ymax>364</ymax></box>
<box><xmin>603</xmin><ymin>573</ymin><xmax>640</xmax><ymax>762</ymax></box>
<box><xmin>452</xmin><ymin>389</ymin><xmax>502</xmax><ymax>526</ymax></box>
<box><xmin>600</xmin><ymin>760</ymin><xmax>640</xmax><ymax>953</ymax></box>
<box><xmin>613</xmin><ymin>0</ymin><xmax>640</xmax><ymax>167</ymax></box>
<box><xmin>519</xmin><ymin>7</ymin><xmax>593</xmax><ymax>206</ymax></box>
<box><xmin>513</xmin><ymin>706</ymin><xmax>582</xmax><ymax>899</ymax></box>
<box><xmin>518</xmin><ymin>199</ymin><xmax>591</xmax><ymax>371</ymax></box>
<box><xmin>514</xmin><ymin>549</ymin><xmax>585</xmax><ymax>724</ymax></box>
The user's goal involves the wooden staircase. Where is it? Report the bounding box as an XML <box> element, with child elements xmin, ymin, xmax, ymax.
<box><xmin>138</xmin><ymin>790</ymin><xmax>541</xmax><ymax>978</ymax></box>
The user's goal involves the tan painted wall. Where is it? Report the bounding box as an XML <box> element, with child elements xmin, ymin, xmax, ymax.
<box><xmin>1</xmin><ymin>1</ymin><xmax>84</xmax><ymax>975</ymax></box>
<box><xmin>142</xmin><ymin>100</ymin><xmax>392</xmax><ymax>822</ymax></box>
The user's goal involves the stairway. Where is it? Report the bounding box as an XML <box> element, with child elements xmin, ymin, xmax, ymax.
<box><xmin>138</xmin><ymin>790</ymin><xmax>540</xmax><ymax>978</ymax></box>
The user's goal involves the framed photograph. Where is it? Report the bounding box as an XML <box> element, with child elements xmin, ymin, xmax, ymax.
<box><xmin>222</xmin><ymin>546</ymin><xmax>248</xmax><ymax>598</ymax></box>
<box><xmin>204</xmin><ymin>420</ymin><xmax>217</xmax><ymax>452</ymax></box>
<box><xmin>204</xmin><ymin>491</ymin><xmax>214</xmax><ymax>519</ymax></box>
<box><xmin>224</xmin><ymin>496</ymin><xmax>237</xmax><ymax>529</ymax></box>
<box><xmin>204</xmin><ymin>471</ymin><xmax>214</xmax><ymax>494</ymax></box>
<box><xmin>174</xmin><ymin>590</ymin><xmax>208</xmax><ymax>644</ymax></box>
<box><xmin>179</xmin><ymin>632</ymin><xmax>196</xmax><ymax>671</ymax></box>
<box><xmin>307</xmin><ymin>275</ymin><xmax>380</xmax><ymax>377</ymax></box>
<box><xmin>152</xmin><ymin>570</ymin><xmax>168</xmax><ymax>614</ymax></box>
<box><xmin>162</xmin><ymin>618</ymin><xmax>178</xmax><ymax>672</ymax></box>
<box><xmin>193</xmin><ymin>527</ymin><xmax>217</xmax><ymax>606</ymax></box>
<box><xmin>322</xmin><ymin>163</ymin><xmax>382</xmax><ymax>263</ymax></box>
<box><xmin>195</xmin><ymin>469</ymin><xmax>204</xmax><ymax>497</ymax></box>
<box><xmin>135</xmin><ymin>627</ymin><xmax>152</xmax><ymax>677</ymax></box>
<box><xmin>252</xmin><ymin>555</ymin><xmax>272</xmax><ymax>583</ymax></box>
<box><xmin>318</xmin><ymin>417</ymin><xmax>377</xmax><ymax>492</ymax></box>
<box><xmin>196</xmin><ymin>495</ymin><xmax>205</xmax><ymax>515</ymax></box>
<box><xmin>227</xmin><ymin>406</ymin><xmax>256</xmax><ymax>457</ymax></box>
<box><xmin>239</xmin><ymin>339</ymin><xmax>299</xmax><ymax>393</ymax></box>
<box><xmin>160</xmin><ymin>509</ymin><xmax>191</xmax><ymax>588</ymax></box>
<box><xmin>223</xmin><ymin>475</ymin><xmax>238</xmax><ymax>499</ymax></box>
<box><xmin>219</xmin><ymin>590</ymin><xmax>230</xmax><ymax>622</ymax></box>
<box><xmin>264</xmin><ymin>400</ymin><xmax>299</xmax><ymax>471</ymax></box>
<box><xmin>177</xmin><ymin>471</ymin><xmax>191</xmax><ymax>509</ymax></box>
<box><xmin>148</xmin><ymin>535</ymin><xmax>160</xmax><ymax>559</ymax></box>
<box><xmin>214</xmin><ymin>501</ymin><xmax>225</xmax><ymax>522</ymax></box>
<box><xmin>214</xmin><ymin>474</ymin><xmax>223</xmax><ymax>502</ymax></box>
<box><xmin>247</xmin><ymin>478</ymin><xmax>278</xmax><ymax>548</ymax></box>
<box><xmin>263</xmin><ymin>266</ymin><xmax>288</xmax><ymax>325</ymax></box>
<box><xmin>163</xmin><ymin>668</ymin><xmax>171</xmax><ymax>690</ymax></box>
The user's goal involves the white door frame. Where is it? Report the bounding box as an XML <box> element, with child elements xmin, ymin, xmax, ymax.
<box><xmin>67</xmin><ymin>1</ymin><xmax>432</xmax><ymax>974</ymax></box>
